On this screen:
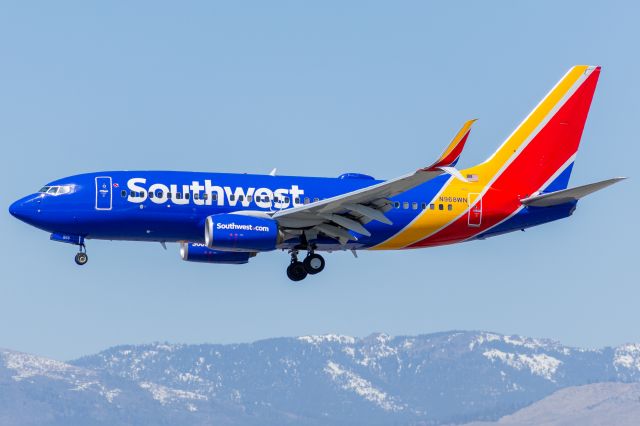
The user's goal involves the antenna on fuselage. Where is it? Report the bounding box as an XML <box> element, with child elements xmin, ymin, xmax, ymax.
<box><xmin>269</xmin><ymin>168</ymin><xmax>277</xmax><ymax>176</ymax></box>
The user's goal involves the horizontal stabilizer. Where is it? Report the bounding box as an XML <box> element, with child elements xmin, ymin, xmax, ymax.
<box><xmin>521</xmin><ymin>177</ymin><xmax>626</xmax><ymax>207</ymax></box>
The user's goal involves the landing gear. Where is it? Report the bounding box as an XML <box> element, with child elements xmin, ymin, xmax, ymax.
<box><xmin>75</xmin><ymin>244</ymin><xmax>88</xmax><ymax>266</ymax></box>
<box><xmin>286</xmin><ymin>249</ymin><xmax>325</xmax><ymax>281</ymax></box>
<box><xmin>303</xmin><ymin>253</ymin><xmax>325</xmax><ymax>275</ymax></box>
<box><xmin>287</xmin><ymin>261</ymin><xmax>307</xmax><ymax>282</ymax></box>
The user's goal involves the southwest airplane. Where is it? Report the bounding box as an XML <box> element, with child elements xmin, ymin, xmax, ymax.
<box><xmin>9</xmin><ymin>65</ymin><xmax>625</xmax><ymax>281</ymax></box>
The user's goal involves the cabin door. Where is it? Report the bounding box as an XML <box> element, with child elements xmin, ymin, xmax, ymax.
<box><xmin>95</xmin><ymin>176</ymin><xmax>113</xmax><ymax>210</ymax></box>
<box><xmin>467</xmin><ymin>193</ymin><xmax>482</xmax><ymax>227</ymax></box>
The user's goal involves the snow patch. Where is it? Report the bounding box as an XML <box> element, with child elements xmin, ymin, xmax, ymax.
<box><xmin>139</xmin><ymin>382</ymin><xmax>207</xmax><ymax>405</ymax></box>
<box><xmin>614</xmin><ymin>344</ymin><xmax>640</xmax><ymax>371</ymax></box>
<box><xmin>483</xmin><ymin>349</ymin><xmax>561</xmax><ymax>381</ymax></box>
<box><xmin>298</xmin><ymin>334</ymin><xmax>356</xmax><ymax>345</ymax></box>
<box><xmin>324</xmin><ymin>361</ymin><xmax>404</xmax><ymax>412</ymax></box>
<box><xmin>469</xmin><ymin>332</ymin><xmax>502</xmax><ymax>350</ymax></box>
<box><xmin>2</xmin><ymin>350</ymin><xmax>83</xmax><ymax>381</ymax></box>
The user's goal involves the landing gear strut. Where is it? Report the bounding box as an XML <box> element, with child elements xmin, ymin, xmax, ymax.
<box><xmin>74</xmin><ymin>244</ymin><xmax>88</xmax><ymax>266</ymax></box>
<box><xmin>286</xmin><ymin>249</ymin><xmax>325</xmax><ymax>281</ymax></box>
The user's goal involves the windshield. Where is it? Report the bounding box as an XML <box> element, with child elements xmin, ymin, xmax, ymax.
<box><xmin>38</xmin><ymin>185</ymin><xmax>75</xmax><ymax>195</ymax></box>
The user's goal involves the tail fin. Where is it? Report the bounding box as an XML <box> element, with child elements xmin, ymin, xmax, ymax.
<box><xmin>481</xmin><ymin>65</ymin><xmax>601</xmax><ymax>193</ymax></box>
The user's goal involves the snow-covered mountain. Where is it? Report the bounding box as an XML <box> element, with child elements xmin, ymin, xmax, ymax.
<box><xmin>2</xmin><ymin>331</ymin><xmax>640</xmax><ymax>425</ymax></box>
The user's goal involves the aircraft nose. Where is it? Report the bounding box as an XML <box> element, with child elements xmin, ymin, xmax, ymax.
<box><xmin>9</xmin><ymin>199</ymin><xmax>23</xmax><ymax>218</ymax></box>
<box><xmin>9</xmin><ymin>196</ymin><xmax>39</xmax><ymax>223</ymax></box>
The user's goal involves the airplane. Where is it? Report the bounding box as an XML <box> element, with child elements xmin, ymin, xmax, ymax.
<box><xmin>9</xmin><ymin>65</ymin><xmax>625</xmax><ymax>281</ymax></box>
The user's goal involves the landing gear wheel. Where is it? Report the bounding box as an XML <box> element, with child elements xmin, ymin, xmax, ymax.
<box><xmin>303</xmin><ymin>253</ymin><xmax>325</xmax><ymax>275</ymax></box>
<box><xmin>75</xmin><ymin>252</ymin><xmax>88</xmax><ymax>266</ymax></box>
<box><xmin>287</xmin><ymin>261</ymin><xmax>308</xmax><ymax>282</ymax></box>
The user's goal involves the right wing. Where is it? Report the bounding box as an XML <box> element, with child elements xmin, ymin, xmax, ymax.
<box><xmin>272</xmin><ymin>120</ymin><xmax>476</xmax><ymax>244</ymax></box>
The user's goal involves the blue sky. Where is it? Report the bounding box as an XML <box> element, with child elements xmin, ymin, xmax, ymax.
<box><xmin>1</xmin><ymin>1</ymin><xmax>637</xmax><ymax>360</ymax></box>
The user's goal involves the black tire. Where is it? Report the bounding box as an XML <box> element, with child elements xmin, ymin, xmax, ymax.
<box><xmin>286</xmin><ymin>261</ymin><xmax>307</xmax><ymax>282</ymax></box>
<box><xmin>75</xmin><ymin>252</ymin><xmax>88</xmax><ymax>266</ymax></box>
<box><xmin>303</xmin><ymin>254</ymin><xmax>325</xmax><ymax>275</ymax></box>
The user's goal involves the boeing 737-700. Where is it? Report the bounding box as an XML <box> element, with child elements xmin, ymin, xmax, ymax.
<box><xmin>9</xmin><ymin>65</ymin><xmax>625</xmax><ymax>281</ymax></box>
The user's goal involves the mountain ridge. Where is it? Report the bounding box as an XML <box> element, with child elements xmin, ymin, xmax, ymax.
<box><xmin>1</xmin><ymin>330</ymin><xmax>639</xmax><ymax>425</ymax></box>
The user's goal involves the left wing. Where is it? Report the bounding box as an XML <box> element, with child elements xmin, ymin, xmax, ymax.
<box><xmin>271</xmin><ymin>120</ymin><xmax>476</xmax><ymax>244</ymax></box>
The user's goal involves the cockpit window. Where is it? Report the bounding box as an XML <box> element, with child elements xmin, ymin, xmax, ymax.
<box><xmin>39</xmin><ymin>185</ymin><xmax>74</xmax><ymax>195</ymax></box>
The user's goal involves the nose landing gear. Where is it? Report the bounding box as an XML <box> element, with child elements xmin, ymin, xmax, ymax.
<box><xmin>74</xmin><ymin>244</ymin><xmax>88</xmax><ymax>266</ymax></box>
<box><xmin>286</xmin><ymin>250</ymin><xmax>325</xmax><ymax>282</ymax></box>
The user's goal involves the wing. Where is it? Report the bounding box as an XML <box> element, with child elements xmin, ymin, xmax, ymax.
<box><xmin>272</xmin><ymin>120</ymin><xmax>476</xmax><ymax>244</ymax></box>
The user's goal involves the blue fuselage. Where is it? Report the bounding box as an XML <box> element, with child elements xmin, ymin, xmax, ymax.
<box><xmin>9</xmin><ymin>171</ymin><xmax>575</xmax><ymax>251</ymax></box>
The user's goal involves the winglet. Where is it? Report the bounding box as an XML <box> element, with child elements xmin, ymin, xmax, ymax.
<box><xmin>424</xmin><ymin>119</ymin><xmax>477</xmax><ymax>171</ymax></box>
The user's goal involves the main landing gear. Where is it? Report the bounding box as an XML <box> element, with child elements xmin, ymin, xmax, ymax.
<box><xmin>74</xmin><ymin>244</ymin><xmax>88</xmax><ymax>266</ymax></box>
<box><xmin>286</xmin><ymin>250</ymin><xmax>325</xmax><ymax>282</ymax></box>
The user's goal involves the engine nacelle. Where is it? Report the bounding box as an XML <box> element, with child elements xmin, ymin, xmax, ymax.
<box><xmin>180</xmin><ymin>243</ymin><xmax>256</xmax><ymax>264</ymax></box>
<box><xmin>204</xmin><ymin>213</ymin><xmax>280</xmax><ymax>252</ymax></box>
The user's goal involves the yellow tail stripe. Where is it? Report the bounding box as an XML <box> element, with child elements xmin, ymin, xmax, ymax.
<box><xmin>372</xmin><ymin>66</ymin><xmax>589</xmax><ymax>250</ymax></box>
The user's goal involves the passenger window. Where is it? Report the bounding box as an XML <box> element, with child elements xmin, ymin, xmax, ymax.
<box><xmin>212</xmin><ymin>194</ymin><xmax>217</xmax><ymax>201</ymax></box>
<box><xmin>403</xmin><ymin>202</ymin><xmax>409</xmax><ymax>209</ymax></box>
<box><xmin>412</xmin><ymin>202</ymin><xmax>418</xmax><ymax>210</ymax></box>
<box><xmin>284</xmin><ymin>197</ymin><xmax>290</xmax><ymax>203</ymax></box>
<box><xmin>203</xmin><ymin>194</ymin><xmax>208</xmax><ymax>200</ymax></box>
<box><xmin>121</xmin><ymin>190</ymin><xmax>127</xmax><ymax>197</ymax></box>
<box><xmin>230</xmin><ymin>195</ymin><xmax>235</xmax><ymax>201</ymax></box>
<box><xmin>194</xmin><ymin>193</ymin><xmax>199</xmax><ymax>200</ymax></box>
<box><xmin>394</xmin><ymin>202</ymin><xmax>400</xmax><ymax>208</ymax></box>
<box><xmin>149</xmin><ymin>192</ymin><xmax>154</xmax><ymax>199</ymax></box>
<box><xmin>167</xmin><ymin>193</ymin><xmax>172</xmax><ymax>199</ymax></box>
<box><xmin>295</xmin><ymin>197</ymin><xmax>300</xmax><ymax>204</ymax></box>
<box><xmin>448</xmin><ymin>204</ymin><xmax>453</xmax><ymax>211</ymax></box>
<box><xmin>247</xmin><ymin>195</ymin><xmax>252</xmax><ymax>202</ymax></box>
<box><xmin>421</xmin><ymin>202</ymin><xmax>427</xmax><ymax>210</ymax></box>
<box><xmin>314</xmin><ymin>197</ymin><xmax>319</xmax><ymax>202</ymax></box>
<box><xmin>430</xmin><ymin>203</ymin><xmax>435</xmax><ymax>210</ymax></box>
<box><xmin>185</xmin><ymin>193</ymin><xmax>190</xmax><ymax>200</ymax></box>
<box><xmin>304</xmin><ymin>197</ymin><xmax>310</xmax><ymax>204</ymax></box>
<box><xmin>439</xmin><ymin>204</ymin><xmax>444</xmax><ymax>210</ymax></box>
<box><xmin>176</xmin><ymin>193</ymin><xmax>182</xmax><ymax>200</ymax></box>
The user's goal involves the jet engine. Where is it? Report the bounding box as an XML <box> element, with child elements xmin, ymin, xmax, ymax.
<box><xmin>180</xmin><ymin>243</ymin><xmax>256</xmax><ymax>264</ymax></box>
<box><xmin>204</xmin><ymin>213</ymin><xmax>281</xmax><ymax>252</ymax></box>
